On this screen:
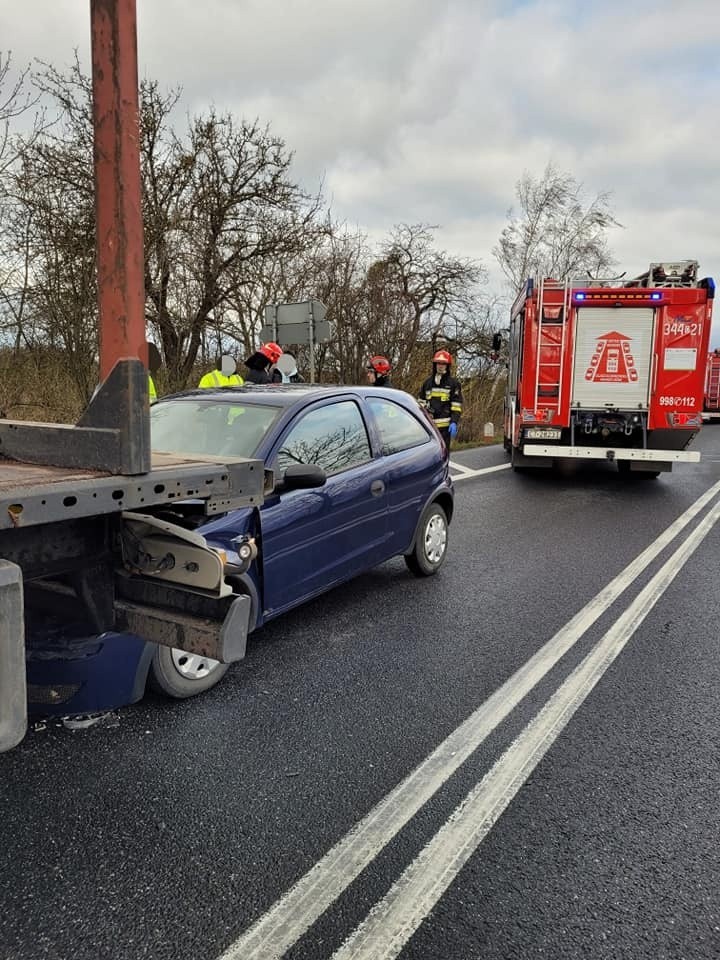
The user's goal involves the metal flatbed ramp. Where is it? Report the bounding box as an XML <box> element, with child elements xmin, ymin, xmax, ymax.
<box><xmin>0</xmin><ymin>453</ymin><xmax>266</xmax><ymax>531</ymax></box>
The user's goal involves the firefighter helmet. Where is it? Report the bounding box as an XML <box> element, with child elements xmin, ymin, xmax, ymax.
<box><xmin>368</xmin><ymin>355</ymin><xmax>391</xmax><ymax>375</ymax></box>
<box><xmin>259</xmin><ymin>341</ymin><xmax>283</xmax><ymax>364</ymax></box>
<box><xmin>432</xmin><ymin>349</ymin><xmax>452</xmax><ymax>365</ymax></box>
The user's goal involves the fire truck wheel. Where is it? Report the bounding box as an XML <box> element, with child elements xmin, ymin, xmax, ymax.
<box><xmin>618</xmin><ymin>462</ymin><xmax>660</xmax><ymax>480</ymax></box>
<box><xmin>405</xmin><ymin>502</ymin><xmax>449</xmax><ymax>577</ymax></box>
<box><xmin>149</xmin><ymin>645</ymin><xmax>230</xmax><ymax>698</ymax></box>
<box><xmin>511</xmin><ymin>448</ymin><xmax>528</xmax><ymax>473</ymax></box>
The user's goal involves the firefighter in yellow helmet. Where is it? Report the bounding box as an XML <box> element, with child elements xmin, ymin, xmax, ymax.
<box><xmin>418</xmin><ymin>349</ymin><xmax>463</xmax><ymax>447</ymax></box>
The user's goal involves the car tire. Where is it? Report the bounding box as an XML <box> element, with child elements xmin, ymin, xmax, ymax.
<box><xmin>405</xmin><ymin>502</ymin><xmax>449</xmax><ymax>577</ymax></box>
<box><xmin>148</xmin><ymin>645</ymin><xmax>230</xmax><ymax>699</ymax></box>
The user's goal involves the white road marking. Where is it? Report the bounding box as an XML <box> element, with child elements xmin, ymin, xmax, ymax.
<box><xmin>447</xmin><ymin>459</ymin><xmax>475</xmax><ymax>476</ymax></box>
<box><xmin>333</xmin><ymin>493</ymin><xmax>720</xmax><ymax>960</ymax></box>
<box><xmin>218</xmin><ymin>479</ymin><xmax>720</xmax><ymax>960</ymax></box>
<box><xmin>449</xmin><ymin>461</ymin><xmax>511</xmax><ymax>481</ymax></box>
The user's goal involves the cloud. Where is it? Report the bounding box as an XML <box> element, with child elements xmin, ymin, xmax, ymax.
<box><xmin>3</xmin><ymin>0</ymin><xmax>718</xmax><ymax>339</ymax></box>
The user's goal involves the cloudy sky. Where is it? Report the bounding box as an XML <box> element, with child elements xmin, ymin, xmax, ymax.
<box><xmin>3</xmin><ymin>0</ymin><xmax>720</xmax><ymax>340</ymax></box>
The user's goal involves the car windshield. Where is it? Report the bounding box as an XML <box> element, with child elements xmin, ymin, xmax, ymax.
<box><xmin>151</xmin><ymin>399</ymin><xmax>280</xmax><ymax>458</ymax></box>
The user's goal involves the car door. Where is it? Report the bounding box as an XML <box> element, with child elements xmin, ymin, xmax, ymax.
<box><xmin>260</xmin><ymin>398</ymin><xmax>390</xmax><ymax>618</ymax></box>
<box><xmin>365</xmin><ymin>395</ymin><xmax>444</xmax><ymax>553</ymax></box>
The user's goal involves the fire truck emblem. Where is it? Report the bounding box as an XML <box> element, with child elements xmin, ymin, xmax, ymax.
<box><xmin>584</xmin><ymin>331</ymin><xmax>639</xmax><ymax>383</ymax></box>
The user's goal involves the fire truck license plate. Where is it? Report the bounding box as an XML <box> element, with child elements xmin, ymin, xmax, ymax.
<box><xmin>526</xmin><ymin>428</ymin><xmax>562</xmax><ymax>440</ymax></box>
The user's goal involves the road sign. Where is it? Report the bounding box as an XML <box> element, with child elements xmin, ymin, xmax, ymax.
<box><xmin>260</xmin><ymin>300</ymin><xmax>333</xmax><ymax>346</ymax></box>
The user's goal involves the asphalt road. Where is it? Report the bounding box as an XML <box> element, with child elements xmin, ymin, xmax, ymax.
<box><xmin>2</xmin><ymin>430</ymin><xmax>720</xmax><ymax>960</ymax></box>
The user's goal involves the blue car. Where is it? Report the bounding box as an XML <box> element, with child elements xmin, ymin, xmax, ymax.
<box><xmin>26</xmin><ymin>385</ymin><xmax>454</xmax><ymax>715</ymax></box>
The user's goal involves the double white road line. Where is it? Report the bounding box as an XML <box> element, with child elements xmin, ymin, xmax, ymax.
<box><xmin>449</xmin><ymin>459</ymin><xmax>510</xmax><ymax>481</ymax></box>
<box><xmin>220</xmin><ymin>478</ymin><xmax>720</xmax><ymax>960</ymax></box>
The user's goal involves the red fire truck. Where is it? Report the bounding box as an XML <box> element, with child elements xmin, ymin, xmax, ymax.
<box><xmin>503</xmin><ymin>261</ymin><xmax>715</xmax><ymax>475</ymax></box>
<box><xmin>702</xmin><ymin>349</ymin><xmax>720</xmax><ymax>422</ymax></box>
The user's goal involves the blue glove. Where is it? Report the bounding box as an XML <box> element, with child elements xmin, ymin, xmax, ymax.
<box><xmin>448</xmin><ymin>422</ymin><xmax>458</xmax><ymax>439</ymax></box>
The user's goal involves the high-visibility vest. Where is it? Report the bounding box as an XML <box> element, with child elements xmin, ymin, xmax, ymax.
<box><xmin>198</xmin><ymin>370</ymin><xmax>244</xmax><ymax>389</ymax></box>
<box><xmin>149</xmin><ymin>374</ymin><xmax>158</xmax><ymax>403</ymax></box>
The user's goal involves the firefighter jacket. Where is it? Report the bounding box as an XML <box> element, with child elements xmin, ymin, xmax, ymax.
<box><xmin>418</xmin><ymin>372</ymin><xmax>463</xmax><ymax>430</ymax></box>
<box><xmin>243</xmin><ymin>367</ymin><xmax>271</xmax><ymax>384</ymax></box>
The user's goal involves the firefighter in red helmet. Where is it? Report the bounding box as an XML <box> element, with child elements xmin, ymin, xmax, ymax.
<box><xmin>243</xmin><ymin>341</ymin><xmax>282</xmax><ymax>384</ymax></box>
<box><xmin>366</xmin><ymin>355</ymin><xmax>392</xmax><ymax>387</ymax></box>
<box><xmin>418</xmin><ymin>348</ymin><xmax>463</xmax><ymax>446</ymax></box>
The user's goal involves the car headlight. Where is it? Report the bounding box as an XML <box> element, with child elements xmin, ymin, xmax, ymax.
<box><xmin>224</xmin><ymin>535</ymin><xmax>258</xmax><ymax>575</ymax></box>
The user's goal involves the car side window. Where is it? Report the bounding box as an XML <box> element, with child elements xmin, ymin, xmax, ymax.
<box><xmin>276</xmin><ymin>400</ymin><xmax>372</xmax><ymax>475</ymax></box>
<box><xmin>367</xmin><ymin>398</ymin><xmax>432</xmax><ymax>456</ymax></box>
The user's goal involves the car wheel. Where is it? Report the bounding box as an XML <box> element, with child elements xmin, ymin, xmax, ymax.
<box><xmin>149</xmin><ymin>645</ymin><xmax>230</xmax><ymax>699</ymax></box>
<box><xmin>405</xmin><ymin>502</ymin><xmax>449</xmax><ymax>577</ymax></box>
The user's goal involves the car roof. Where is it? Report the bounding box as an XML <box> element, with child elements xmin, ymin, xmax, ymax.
<box><xmin>157</xmin><ymin>384</ymin><xmax>405</xmax><ymax>409</ymax></box>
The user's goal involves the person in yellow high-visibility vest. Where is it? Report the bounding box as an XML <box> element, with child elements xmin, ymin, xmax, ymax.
<box><xmin>148</xmin><ymin>342</ymin><xmax>162</xmax><ymax>404</ymax></box>
<box><xmin>198</xmin><ymin>355</ymin><xmax>244</xmax><ymax>389</ymax></box>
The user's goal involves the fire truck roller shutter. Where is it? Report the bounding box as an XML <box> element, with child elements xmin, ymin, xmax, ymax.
<box><xmin>571</xmin><ymin>307</ymin><xmax>655</xmax><ymax>410</ymax></box>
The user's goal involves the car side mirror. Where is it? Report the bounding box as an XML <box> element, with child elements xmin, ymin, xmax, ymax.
<box><xmin>279</xmin><ymin>463</ymin><xmax>327</xmax><ymax>492</ymax></box>
<box><xmin>492</xmin><ymin>333</ymin><xmax>503</xmax><ymax>352</ymax></box>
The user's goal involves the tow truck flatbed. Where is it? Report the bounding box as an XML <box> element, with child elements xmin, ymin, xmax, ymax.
<box><xmin>0</xmin><ymin>452</ymin><xmax>265</xmax><ymax>532</ymax></box>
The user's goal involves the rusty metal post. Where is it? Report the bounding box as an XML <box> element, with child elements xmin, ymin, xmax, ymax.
<box><xmin>90</xmin><ymin>0</ymin><xmax>147</xmax><ymax>380</ymax></box>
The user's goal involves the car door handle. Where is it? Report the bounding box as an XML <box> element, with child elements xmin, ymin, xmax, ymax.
<box><xmin>370</xmin><ymin>480</ymin><xmax>385</xmax><ymax>497</ymax></box>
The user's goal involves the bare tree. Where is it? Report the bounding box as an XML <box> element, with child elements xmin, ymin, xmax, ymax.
<box><xmin>0</xmin><ymin>59</ymin><xmax>98</xmax><ymax>403</ymax></box>
<box><xmin>373</xmin><ymin>224</ymin><xmax>486</xmax><ymax>375</ymax></box>
<box><xmin>493</xmin><ymin>163</ymin><xmax>621</xmax><ymax>293</ymax></box>
<box><xmin>141</xmin><ymin>87</ymin><xmax>325</xmax><ymax>388</ymax></box>
<box><xmin>0</xmin><ymin>52</ymin><xmax>43</xmax><ymax>176</ymax></box>
<box><xmin>2</xmin><ymin>62</ymin><xmax>325</xmax><ymax>393</ymax></box>
<box><xmin>0</xmin><ymin>52</ymin><xmax>45</xmax><ymax>353</ymax></box>
<box><xmin>301</xmin><ymin>225</ymin><xmax>373</xmax><ymax>383</ymax></box>
<box><xmin>220</xmin><ymin>214</ymin><xmax>331</xmax><ymax>366</ymax></box>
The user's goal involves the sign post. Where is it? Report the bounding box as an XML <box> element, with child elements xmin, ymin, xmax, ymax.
<box><xmin>260</xmin><ymin>300</ymin><xmax>332</xmax><ymax>383</ymax></box>
<box><xmin>307</xmin><ymin>301</ymin><xmax>315</xmax><ymax>383</ymax></box>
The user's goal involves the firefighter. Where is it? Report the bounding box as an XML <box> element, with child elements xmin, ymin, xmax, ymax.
<box><xmin>243</xmin><ymin>341</ymin><xmax>282</xmax><ymax>384</ymax></box>
<box><xmin>148</xmin><ymin>374</ymin><xmax>158</xmax><ymax>404</ymax></box>
<box><xmin>366</xmin><ymin>355</ymin><xmax>392</xmax><ymax>387</ymax></box>
<box><xmin>198</xmin><ymin>355</ymin><xmax>244</xmax><ymax>389</ymax></box>
<box><xmin>418</xmin><ymin>349</ymin><xmax>462</xmax><ymax>446</ymax></box>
